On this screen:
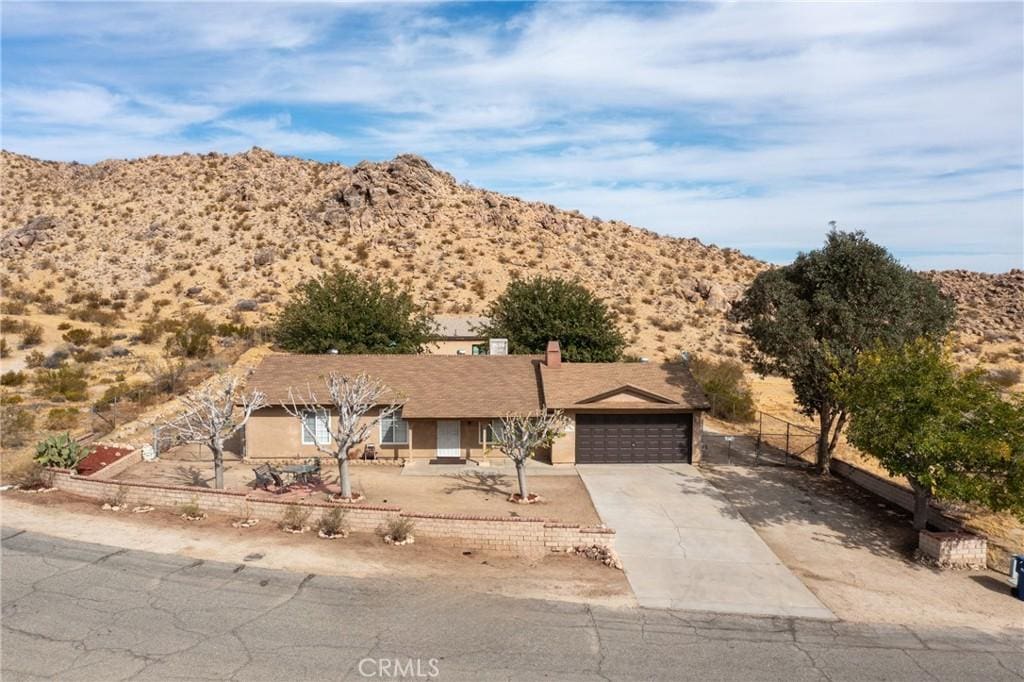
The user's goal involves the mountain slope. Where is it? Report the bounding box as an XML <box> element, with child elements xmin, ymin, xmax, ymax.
<box><xmin>1</xmin><ymin>148</ymin><xmax>1021</xmax><ymax>363</ymax></box>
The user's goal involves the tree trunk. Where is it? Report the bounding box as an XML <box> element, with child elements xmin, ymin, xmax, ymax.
<box><xmin>910</xmin><ymin>479</ymin><xmax>932</xmax><ymax>531</ymax></box>
<box><xmin>815</xmin><ymin>406</ymin><xmax>834</xmax><ymax>475</ymax></box>
<box><xmin>212</xmin><ymin>442</ymin><xmax>224</xmax><ymax>490</ymax></box>
<box><xmin>515</xmin><ymin>459</ymin><xmax>529</xmax><ymax>499</ymax></box>
<box><xmin>337</xmin><ymin>455</ymin><xmax>352</xmax><ymax>500</ymax></box>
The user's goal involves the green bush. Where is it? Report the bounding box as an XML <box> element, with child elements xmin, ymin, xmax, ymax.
<box><xmin>1</xmin><ymin>370</ymin><xmax>27</xmax><ymax>387</ymax></box>
<box><xmin>34</xmin><ymin>365</ymin><xmax>89</xmax><ymax>401</ymax></box>
<box><xmin>166</xmin><ymin>313</ymin><xmax>215</xmax><ymax>359</ymax></box>
<box><xmin>481</xmin><ymin>276</ymin><xmax>626</xmax><ymax>361</ymax></box>
<box><xmin>24</xmin><ymin>350</ymin><xmax>45</xmax><ymax>368</ymax></box>
<box><xmin>688</xmin><ymin>355</ymin><xmax>756</xmax><ymax>422</ymax></box>
<box><xmin>274</xmin><ymin>266</ymin><xmax>433</xmax><ymax>354</ymax></box>
<box><xmin>34</xmin><ymin>433</ymin><xmax>87</xmax><ymax>468</ymax></box>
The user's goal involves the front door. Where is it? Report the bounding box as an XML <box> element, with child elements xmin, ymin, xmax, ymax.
<box><xmin>436</xmin><ymin>420</ymin><xmax>461</xmax><ymax>458</ymax></box>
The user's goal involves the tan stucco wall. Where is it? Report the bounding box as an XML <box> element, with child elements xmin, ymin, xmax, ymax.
<box><xmin>690</xmin><ymin>410</ymin><xmax>703</xmax><ymax>464</ymax></box>
<box><xmin>246</xmin><ymin>408</ymin><xmax>503</xmax><ymax>461</ymax></box>
<box><xmin>427</xmin><ymin>339</ymin><xmax>484</xmax><ymax>355</ymax></box>
<box><xmin>246</xmin><ymin>406</ymin><xmax>398</xmax><ymax>460</ymax></box>
<box><xmin>551</xmin><ymin>413</ymin><xmax>577</xmax><ymax>464</ymax></box>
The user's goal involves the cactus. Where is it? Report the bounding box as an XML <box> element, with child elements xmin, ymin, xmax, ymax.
<box><xmin>34</xmin><ymin>432</ymin><xmax>87</xmax><ymax>468</ymax></box>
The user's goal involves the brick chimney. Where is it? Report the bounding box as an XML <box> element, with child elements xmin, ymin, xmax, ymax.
<box><xmin>545</xmin><ymin>340</ymin><xmax>562</xmax><ymax>368</ymax></box>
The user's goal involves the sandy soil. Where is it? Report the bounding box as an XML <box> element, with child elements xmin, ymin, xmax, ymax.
<box><xmin>0</xmin><ymin>491</ymin><xmax>632</xmax><ymax>608</ymax></box>
<box><xmin>701</xmin><ymin>464</ymin><xmax>1023</xmax><ymax>631</ymax></box>
<box><xmin>115</xmin><ymin>456</ymin><xmax>603</xmax><ymax>525</ymax></box>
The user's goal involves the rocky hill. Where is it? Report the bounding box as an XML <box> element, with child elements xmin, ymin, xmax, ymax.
<box><xmin>1</xmin><ymin>148</ymin><xmax>1021</xmax><ymax>364</ymax></box>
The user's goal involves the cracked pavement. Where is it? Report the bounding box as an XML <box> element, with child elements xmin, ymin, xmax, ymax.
<box><xmin>2</xmin><ymin>528</ymin><xmax>1022</xmax><ymax>681</ymax></box>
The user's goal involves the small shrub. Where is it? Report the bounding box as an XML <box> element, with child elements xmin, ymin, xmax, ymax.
<box><xmin>382</xmin><ymin>517</ymin><xmax>415</xmax><ymax>543</ymax></box>
<box><xmin>0</xmin><ymin>338</ymin><xmax>9</xmax><ymax>358</ymax></box>
<box><xmin>104</xmin><ymin>484</ymin><xmax>129</xmax><ymax>509</ymax></box>
<box><xmin>20</xmin><ymin>324</ymin><xmax>44</xmax><ymax>348</ymax></box>
<box><xmin>1</xmin><ymin>370</ymin><xmax>26</xmax><ymax>387</ymax></box>
<box><xmin>180</xmin><ymin>496</ymin><xmax>205</xmax><ymax>520</ymax></box>
<box><xmin>34</xmin><ymin>365</ymin><xmax>89</xmax><ymax>401</ymax></box>
<box><xmin>166</xmin><ymin>313</ymin><xmax>215</xmax><ymax>359</ymax></box>
<box><xmin>24</xmin><ymin>350</ymin><xmax>45</xmax><ymax>368</ymax></box>
<box><xmin>62</xmin><ymin>328</ymin><xmax>93</xmax><ymax>345</ymax></box>
<box><xmin>7</xmin><ymin>461</ymin><xmax>52</xmax><ymax>489</ymax></box>
<box><xmin>688</xmin><ymin>355</ymin><xmax>756</xmax><ymax>422</ymax></box>
<box><xmin>34</xmin><ymin>432</ymin><xmax>87</xmax><ymax>468</ymax></box>
<box><xmin>316</xmin><ymin>507</ymin><xmax>349</xmax><ymax>537</ymax></box>
<box><xmin>0</xmin><ymin>403</ymin><xmax>35</xmax><ymax>446</ymax></box>
<box><xmin>45</xmin><ymin>407</ymin><xmax>80</xmax><ymax>430</ymax></box>
<box><xmin>279</xmin><ymin>505</ymin><xmax>311</xmax><ymax>532</ymax></box>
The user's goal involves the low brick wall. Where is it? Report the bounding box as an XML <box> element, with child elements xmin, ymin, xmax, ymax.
<box><xmin>47</xmin><ymin>469</ymin><xmax>613</xmax><ymax>557</ymax></box>
<box><xmin>918</xmin><ymin>531</ymin><xmax>987</xmax><ymax>569</ymax></box>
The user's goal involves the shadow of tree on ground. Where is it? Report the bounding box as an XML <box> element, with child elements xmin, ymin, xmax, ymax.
<box><xmin>697</xmin><ymin>462</ymin><xmax>920</xmax><ymax>562</ymax></box>
<box><xmin>441</xmin><ymin>471</ymin><xmax>513</xmax><ymax>497</ymax></box>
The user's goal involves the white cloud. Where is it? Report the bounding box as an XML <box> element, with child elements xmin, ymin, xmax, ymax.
<box><xmin>1</xmin><ymin>1</ymin><xmax>1020</xmax><ymax>271</ymax></box>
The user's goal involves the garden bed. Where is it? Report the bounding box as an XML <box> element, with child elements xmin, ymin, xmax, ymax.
<box><xmin>76</xmin><ymin>445</ymin><xmax>135</xmax><ymax>476</ymax></box>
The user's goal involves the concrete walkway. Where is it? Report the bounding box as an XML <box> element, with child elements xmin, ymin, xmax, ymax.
<box><xmin>578</xmin><ymin>463</ymin><xmax>835</xmax><ymax>619</ymax></box>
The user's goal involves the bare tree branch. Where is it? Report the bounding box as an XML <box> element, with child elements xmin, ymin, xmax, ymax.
<box><xmin>160</xmin><ymin>374</ymin><xmax>267</xmax><ymax>489</ymax></box>
<box><xmin>283</xmin><ymin>372</ymin><xmax>402</xmax><ymax>500</ymax></box>
<box><xmin>491</xmin><ymin>410</ymin><xmax>568</xmax><ymax>499</ymax></box>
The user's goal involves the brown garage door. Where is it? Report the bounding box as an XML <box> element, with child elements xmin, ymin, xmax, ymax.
<box><xmin>575</xmin><ymin>413</ymin><xmax>692</xmax><ymax>464</ymax></box>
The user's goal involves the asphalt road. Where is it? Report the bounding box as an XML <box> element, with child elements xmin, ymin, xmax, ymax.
<box><xmin>2</xmin><ymin>528</ymin><xmax>1021</xmax><ymax>681</ymax></box>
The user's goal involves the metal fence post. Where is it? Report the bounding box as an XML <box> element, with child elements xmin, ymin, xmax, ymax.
<box><xmin>785</xmin><ymin>423</ymin><xmax>790</xmax><ymax>466</ymax></box>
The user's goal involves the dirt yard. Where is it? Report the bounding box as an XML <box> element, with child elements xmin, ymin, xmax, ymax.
<box><xmin>701</xmin><ymin>463</ymin><xmax>1023</xmax><ymax>631</ymax></box>
<box><xmin>1</xmin><ymin>492</ymin><xmax>631</xmax><ymax>608</ymax></box>
<box><xmin>114</xmin><ymin>455</ymin><xmax>602</xmax><ymax>525</ymax></box>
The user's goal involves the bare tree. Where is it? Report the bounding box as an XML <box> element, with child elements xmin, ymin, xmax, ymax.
<box><xmin>491</xmin><ymin>411</ymin><xmax>568</xmax><ymax>500</ymax></box>
<box><xmin>161</xmin><ymin>375</ymin><xmax>267</xmax><ymax>489</ymax></box>
<box><xmin>284</xmin><ymin>373</ymin><xmax>401</xmax><ymax>500</ymax></box>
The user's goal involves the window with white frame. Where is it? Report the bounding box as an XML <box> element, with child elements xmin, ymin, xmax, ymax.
<box><xmin>380</xmin><ymin>411</ymin><xmax>409</xmax><ymax>445</ymax></box>
<box><xmin>479</xmin><ymin>419</ymin><xmax>504</xmax><ymax>446</ymax></box>
<box><xmin>301</xmin><ymin>408</ymin><xmax>331</xmax><ymax>445</ymax></box>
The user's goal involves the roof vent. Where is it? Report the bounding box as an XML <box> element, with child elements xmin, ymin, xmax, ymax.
<box><xmin>489</xmin><ymin>338</ymin><xmax>508</xmax><ymax>356</ymax></box>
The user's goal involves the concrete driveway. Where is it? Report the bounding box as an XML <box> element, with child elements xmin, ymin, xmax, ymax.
<box><xmin>578</xmin><ymin>463</ymin><xmax>834</xmax><ymax>619</ymax></box>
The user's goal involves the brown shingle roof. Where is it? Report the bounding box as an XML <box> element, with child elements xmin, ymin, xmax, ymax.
<box><xmin>247</xmin><ymin>353</ymin><xmax>543</xmax><ymax>418</ymax></box>
<box><xmin>539</xmin><ymin>362</ymin><xmax>710</xmax><ymax>411</ymax></box>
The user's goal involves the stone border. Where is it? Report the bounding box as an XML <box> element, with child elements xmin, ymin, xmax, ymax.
<box><xmin>918</xmin><ymin>530</ymin><xmax>987</xmax><ymax>570</ymax></box>
<box><xmin>45</xmin><ymin>468</ymin><xmax>613</xmax><ymax>557</ymax></box>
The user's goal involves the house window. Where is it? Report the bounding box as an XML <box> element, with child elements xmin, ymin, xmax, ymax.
<box><xmin>301</xmin><ymin>408</ymin><xmax>331</xmax><ymax>445</ymax></box>
<box><xmin>380</xmin><ymin>412</ymin><xmax>409</xmax><ymax>445</ymax></box>
<box><xmin>479</xmin><ymin>419</ymin><xmax>504</xmax><ymax>446</ymax></box>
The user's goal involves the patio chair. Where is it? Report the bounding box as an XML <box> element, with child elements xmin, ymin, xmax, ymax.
<box><xmin>362</xmin><ymin>444</ymin><xmax>377</xmax><ymax>461</ymax></box>
<box><xmin>252</xmin><ymin>464</ymin><xmax>285</xmax><ymax>490</ymax></box>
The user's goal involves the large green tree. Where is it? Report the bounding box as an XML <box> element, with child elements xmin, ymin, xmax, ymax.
<box><xmin>839</xmin><ymin>339</ymin><xmax>1024</xmax><ymax>530</ymax></box>
<box><xmin>733</xmin><ymin>230</ymin><xmax>955</xmax><ymax>473</ymax></box>
<box><xmin>274</xmin><ymin>267</ymin><xmax>433</xmax><ymax>354</ymax></box>
<box><xmin>480</xmin><ymin>276</ymin><xmax>625</xmax><ymax>362</ymax></box>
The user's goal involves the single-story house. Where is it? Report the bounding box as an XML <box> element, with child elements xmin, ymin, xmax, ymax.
<box><xmin>243</xmin><ymin>341</ymin><xmax>709</xmax><ymax>465</ymax></box>
<box><xmin>428</xmin><ymin>315</ymin><xmax>491</xmax><ymax>355</ymax></box>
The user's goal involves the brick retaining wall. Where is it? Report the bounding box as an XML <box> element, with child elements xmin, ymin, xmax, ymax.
<box><xmin>47</xmin><ymin>469</ymin><xmax>613</xmax><ymax>557</ymax></box>
<box><xmin>918</xmin><ymin>530</ymin><xmax>987</xmax><ymax>569</ymax></box>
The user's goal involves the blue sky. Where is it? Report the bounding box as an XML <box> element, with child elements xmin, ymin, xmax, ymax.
<box><xmin>3</xmin><ymin>1</ymin><xmax>1022</xmax><ymax>272</ymax></box>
